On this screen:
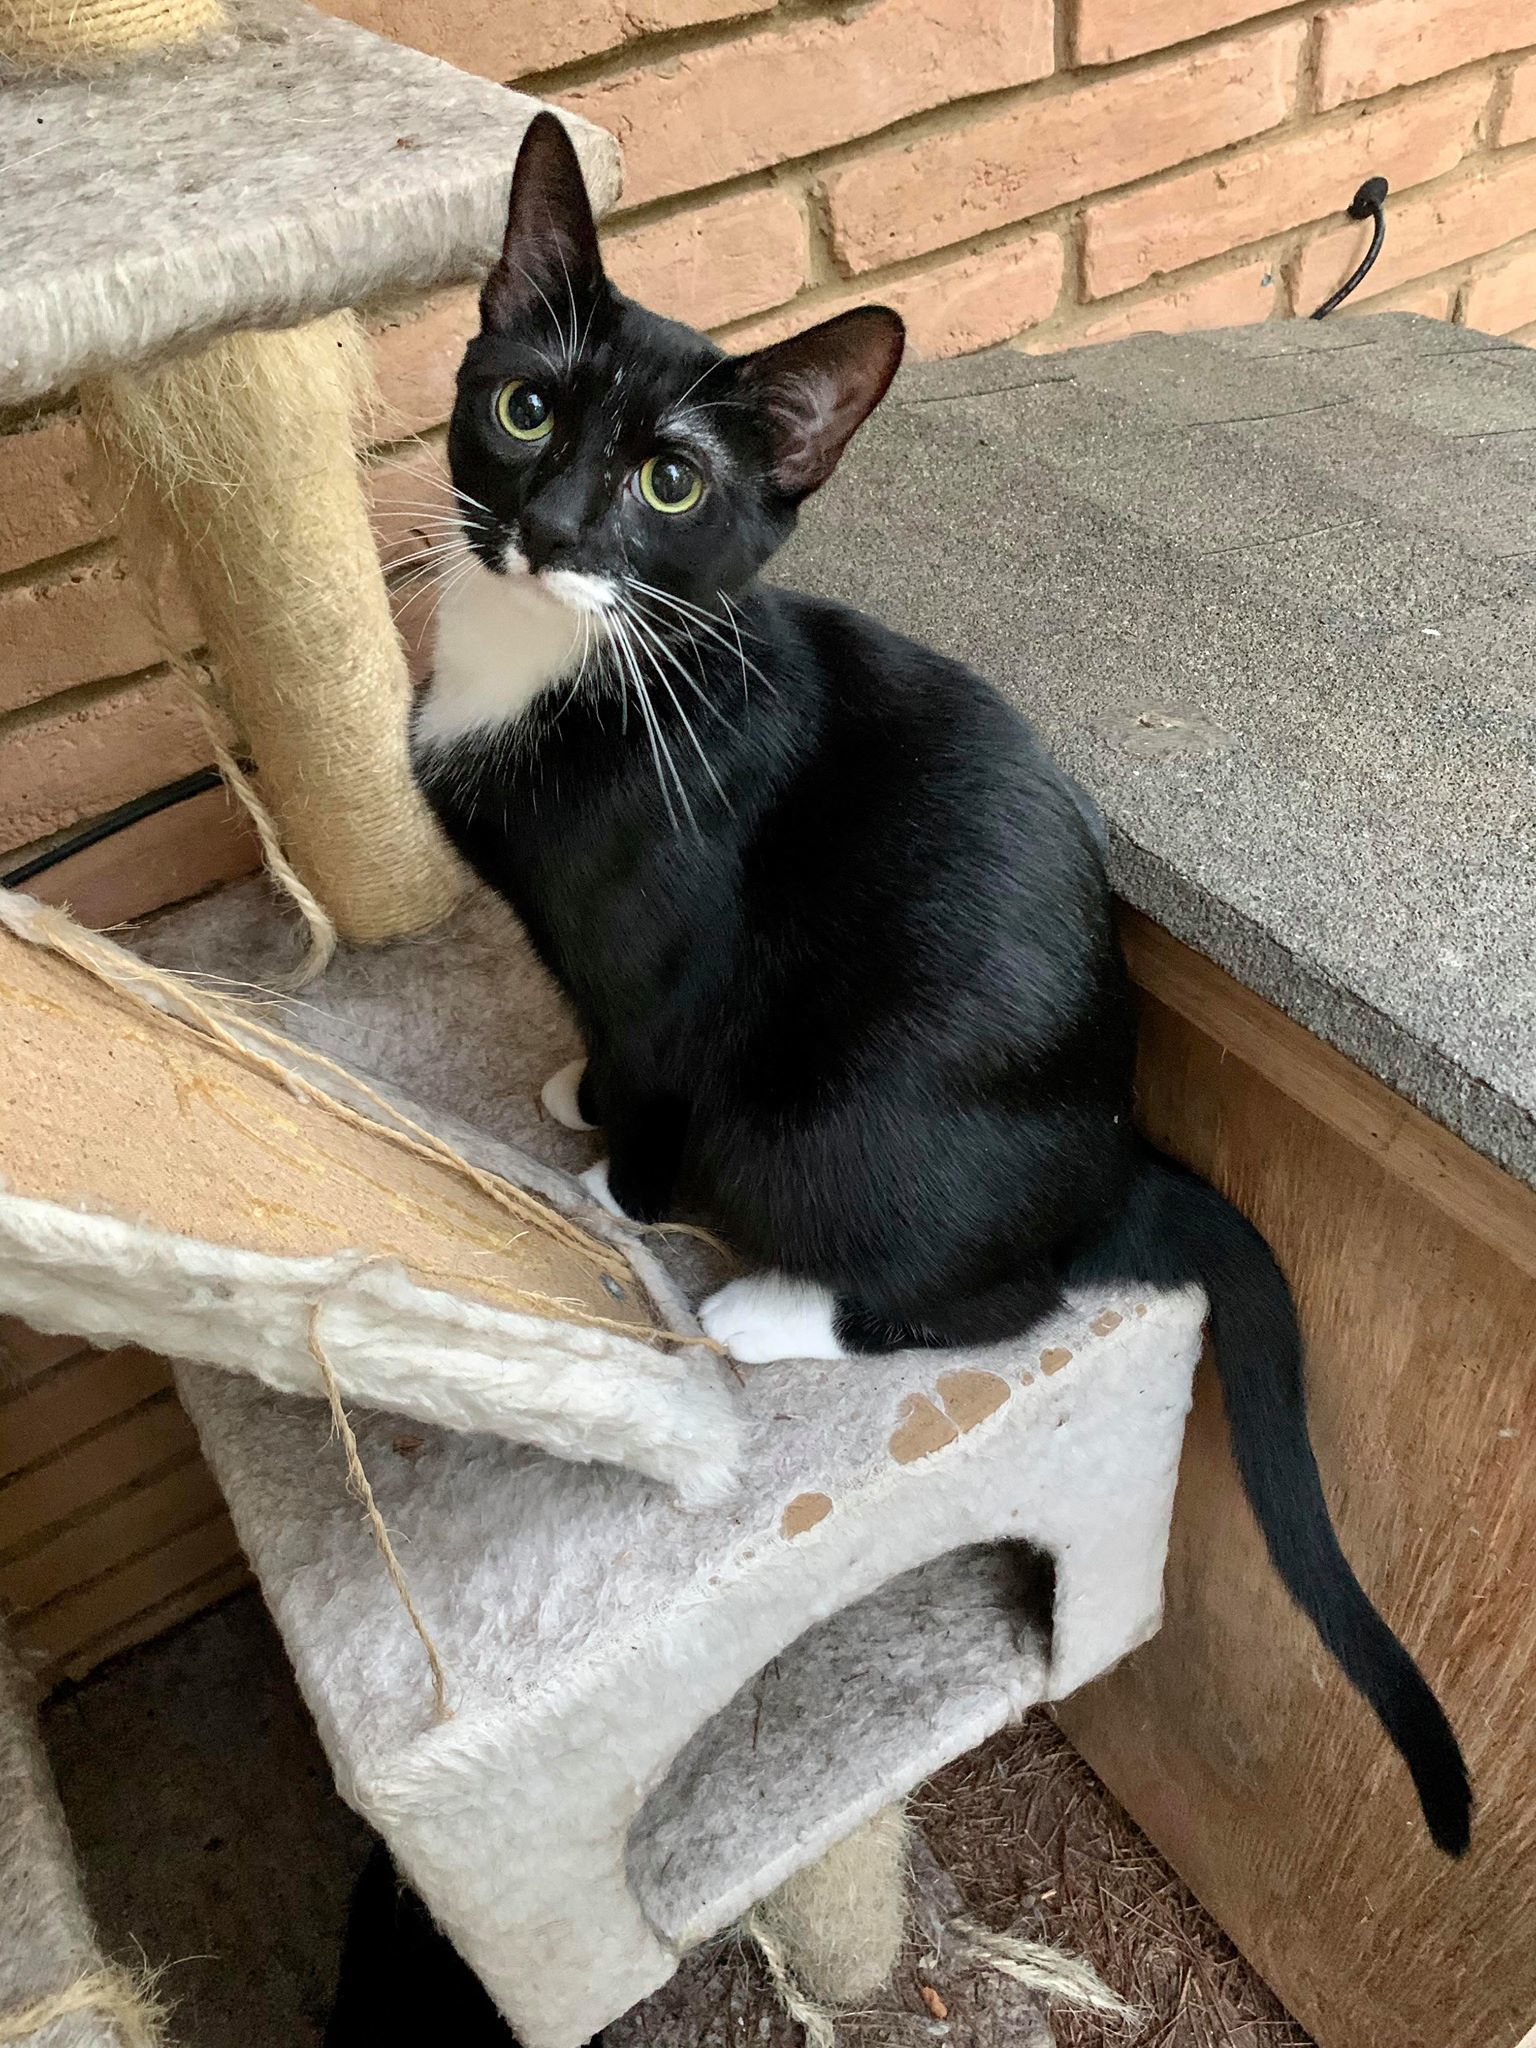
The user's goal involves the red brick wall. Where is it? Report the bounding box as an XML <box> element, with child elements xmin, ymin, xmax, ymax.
<box><xmin>4</xmin><ymin>0</ymin><xmax>1536</xmax><ymax>905</ymax></box>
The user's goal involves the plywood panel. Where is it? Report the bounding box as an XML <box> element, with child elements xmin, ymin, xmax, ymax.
<box><xmin>0</xmin><ymin>920</ymin><xmax>643</xmax><ymax>1330</ymax></box>
<box><xmin>1059</xmin><ymin>915</ymin><xmax>1536</xmax><ymax>2048</ymax></box>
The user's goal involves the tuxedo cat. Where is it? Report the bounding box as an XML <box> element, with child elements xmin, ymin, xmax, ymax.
<box><xmin>410</xmin><ymin>112</ymin><xmax>1470</xmax><ymax>1855</ymax></box>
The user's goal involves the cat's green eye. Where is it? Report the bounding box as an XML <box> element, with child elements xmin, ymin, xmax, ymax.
<box><xmin>638</xmin><ymin>453</ymin><xmax>705</xmax><ymax>515</ymax></box>
<box><xmin>495</xmin><ymin>378</ymin><xmax>554</xmax><ymax>442</ymax></box>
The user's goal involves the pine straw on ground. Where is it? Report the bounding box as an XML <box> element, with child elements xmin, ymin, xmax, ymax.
<box><xmin>917</xmin><ymin>1713</ymin><xmax>1314</xmax><ymax>2048</ymax></box>
<box><xmin>609</xmin><ymin>1707</ymin><xmax>1311</xmax><ymax>2048</ymax></box>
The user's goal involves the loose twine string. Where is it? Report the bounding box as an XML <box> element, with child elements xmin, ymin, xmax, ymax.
<box><xmin>306</xmin><ymin>1300</ymin><xmax>452</xmax><ymax>1723</ymax></box>
<box><xmin>743</xmin><ymin>1907</ymin><xmax>1139</xmax><ymax>2046</ymax></box>
<box><xmin>744</xmin><ymin>1912</ymin><xmax>837</xmax><ymax>2048</ymax></box>
<box><xmin>0</xmin><ymin>1966</ymin><xmax>167</xmax><ymax>2046</ymax></box>
<box><xmin>194</xmin><ymin>695</ymin><xmax>338</xmax><ymax>989</ymax></box>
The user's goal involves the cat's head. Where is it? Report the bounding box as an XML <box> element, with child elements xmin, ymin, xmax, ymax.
<box><xmin>446</xmin><ymin>112</ymin><xmax>903</xmax><ymax>632</ymax></box>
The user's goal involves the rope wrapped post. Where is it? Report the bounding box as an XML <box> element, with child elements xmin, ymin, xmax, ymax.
<box><xmin>748</xmin><ymin>1803</ymin><xmax>909</xmax><ymax>2012</ymax></box>
<box><xmin>81</xmin><ymin>321</ymin><xmax>464</xmax><ymax>947</ymax></box>
<box><xmin>0</xmin><ymin>0</ymin><xmax>220</xmax><ymax>69</ymax></box>
<box><xmin>5</xmin><ymin>0</ymin><xmax>465</xmax><ymax>951</ymax></box>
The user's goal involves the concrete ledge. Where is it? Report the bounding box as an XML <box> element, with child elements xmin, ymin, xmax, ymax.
<box><xmin>781</xmin><ymin>315</ymin><xmax>1536</xmax><ymax>1187</ymax></box>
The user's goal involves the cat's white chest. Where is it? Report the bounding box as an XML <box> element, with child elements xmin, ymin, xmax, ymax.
<box><xmin>415</xmin><ymin>558</ymin><xmax>584</xmax><ymax>750</ymax></box>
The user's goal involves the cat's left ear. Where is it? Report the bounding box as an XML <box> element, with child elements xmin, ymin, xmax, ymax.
<box><xmin>736</xmin><ymin>306</ymin><xmax>905</xmax><ymax>500</ymax></box>
<box><xmin>483</xmin><ymin>111</ymin><xmax>605</xmax><ymax>332</ymax></box>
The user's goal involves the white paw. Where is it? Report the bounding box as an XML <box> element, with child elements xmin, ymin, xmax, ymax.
<box><xmin>579</xmin><ymin>1159</ymin><xmax>634</xmax><ymax>1221</ymax></box>
<box><xmin>542</xmin><ymin>1057</ymin><xmax>595</xmax><ymax>1131</ymax></box>
<box><xmin>698</xmin><ymin>1272</ymin><xmax>847</xmax><ymax>1365</ymax></box>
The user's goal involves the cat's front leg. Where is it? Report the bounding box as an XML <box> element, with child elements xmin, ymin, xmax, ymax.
<box><xmin>698</xmin><ymin>1273</ymin><xmax>849</xmax><ymax>1363</ymax></box>
<box><xmin>541</xmin><ymin>1056</ymin><xmax>596</xmax><ymax>1131</ymax></box>
<box><xmin>578</xmin><ymin>1092</ymin><xmax>689</xmax><ymax>1226</ymax></box>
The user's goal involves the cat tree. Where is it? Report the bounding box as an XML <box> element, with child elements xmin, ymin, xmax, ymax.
<box><xmin>0</xmin><ymin>3</ymin><xmax>1206</xmax><ymax>2041</ymax></box>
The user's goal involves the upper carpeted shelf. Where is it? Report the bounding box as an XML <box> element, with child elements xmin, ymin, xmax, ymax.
<box><xmin>0</xmin><ymin>0</ymin><xmax>622</xmax><ymax>406</ymax></box>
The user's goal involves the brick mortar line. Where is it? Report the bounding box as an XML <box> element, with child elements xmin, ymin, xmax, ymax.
<box><xmin>717</xmin><ymin>122</ymin><xmax>1536</xmax><ymax>357</ymax></box>
<box><xmin>593</xmin><ymin>37</ymin><xmax>1529</xmax><ymax>247</ymax></box>
<box><xmin>0</xmin><ymin>395</ymin><xmax>72</xmax><ymax>440</ymax></box>
<box><xmin>1295</xmin><ymin>7</ymin><xmax>1323</xmax><ymax>121</ymax></box>
<box><xmin>516</xmin><ymin>0</ymin><xmax>872</xmax><ymax>98</ymax></box>
<box><xmin>1485</xmin><ymin>61</ymin><xmax>1519</xmax><ymax>145</ymax></box>
<box><xmin>1068</xmin><ymin>0</ymin><xmax>1319</xmax><ymax>76</ymax></box>
<box><xmin>712</xmin><ymin>224</ymin><xmax>1280</xmax><ymax>347</ymax></box>
<box><xmin>1108</xmin><ymin>116</ymin><xmax>1536</xmax><ymax>309</ymax></box>
<box><xmin>0</xmin><ymin>1346</ymin><xmax>94</xmax><ymax>1391</ymax></box>
<box><xmin>363</xmin><ymin>422</ymin><xmax>452</xmax><ymax>471</ymax></box>
<box><xmin>0</xmin><ymin>413</ymin><xmax>447</xmax><ymax>588</ymax></box>
<box><xmin>7</xmin><ymin>81</ymin><xmax>1523</xmax><ymax>538</ymax></box>
<box><xmin>0</xmin><ymin>1446</ymin><xmax>203</xmax><ymax>1569</ymax></box>
<box><xmin>46</xmin><ymin>1556</ymin><xmax>252</xmax><ymax>1682</ymax></box>
<box><xmin>0</xmin><ymin>1389</ymin><xmax>189</xmax><ymax>1536</ymax></box>
<box><xmin>10</xmin><ymin>1496</ymin><xmax>229</xmax><ymax>1625</ymax></box>
<box><xmin>6</xmin><ymin>53</ymin><xmax>1536</xmax><ymax>633</ymax></box>
<box><xmin>1341</xmin><ymin>222</ymin><xmax>1536</xmax><ymax>326</ymax></box>
<box><xmin>587</xmin><ymin>11</ymin><xmax>1313</xmax><ymax>211</ymax></box>
<box><xmin>729</xmin><ymin>79</ymin><xmax>1532</xmax><ymax>337</ymax></box>
<box><xmin>0</xmin><ymin>655</ymin><xmax>199</xmax><ymax>743</ymax></box>
<box><xmin>1063</xmin><ymin>205</ymin><xmax>1091</xmax><ymax>312</ymax></box>
<box><xmin>0</xmin><ymin>534</ymin><xmax>116</xmax><ymax>600</ymax></box>
<box><xmin>534</xmin><ymin>0</ymin><xmax>1325</xmax><ymax>102</ymax></box>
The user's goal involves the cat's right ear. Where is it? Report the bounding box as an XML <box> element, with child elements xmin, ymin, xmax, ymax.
<box><xmin>735</xmin><ymin>306</ymin><xmax>905</xmax><ymax>500</ymax></box>
<box><xmin>482</xmin><ymin>111</ymin><xmax>605</xmax><ymax>332</ymax></box>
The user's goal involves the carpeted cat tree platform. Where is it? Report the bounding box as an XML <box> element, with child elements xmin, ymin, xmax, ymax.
<box><xmin>0</xmin><ymin>1627</ymin><xmax>138</xmax><ymax>2047</ymax></box>
<box><xmin>0</xmin><ymin>884</ymin><xmax>1203</xmax><ymax>2045</ymax></box>
<box><xmin>0</xmin><ymin>3</ymin><xmax>1204</xmax><ymax>2042</ymax></box>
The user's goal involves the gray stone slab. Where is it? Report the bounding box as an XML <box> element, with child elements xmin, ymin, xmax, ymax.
<box><xmin>778</xmin><ymin>315</ymin><xmax>1536</xmax><ymax>1186</ymax></box>
<box><xmin>0</xmin><ymin>0</ymin><xmax>621</xmax><ymax>406</ymax></box>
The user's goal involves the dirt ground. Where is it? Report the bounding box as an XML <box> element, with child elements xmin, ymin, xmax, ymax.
<box><xmin>42</xmin><ymin>1593</ymin><xmax>1311</xmax><ymax>2048</ymax></box>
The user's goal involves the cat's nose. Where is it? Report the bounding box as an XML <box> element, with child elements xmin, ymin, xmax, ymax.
<box><xmin>519</xmin><ymin>498</ymin><xmax>584</xmax><ymax>570</ymax></box>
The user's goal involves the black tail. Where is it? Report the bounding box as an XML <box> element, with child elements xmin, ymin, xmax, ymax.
<box><xmin>1074</xmin><ymin>1145</ymin><xmax>1472</xmax><ymax>1856</ymax></box>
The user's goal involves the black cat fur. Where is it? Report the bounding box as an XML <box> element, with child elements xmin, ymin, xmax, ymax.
<box><xmin>408</xmin><ymin>111</ymin><xmax>1470</xmax><ymax>1856</ymax></box>
<box><xmin>326</xmin><ymin>1844</ymin><xmax>564</xmax><ymax>2047</ymax></box>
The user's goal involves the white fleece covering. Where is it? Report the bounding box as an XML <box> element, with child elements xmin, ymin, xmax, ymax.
<box><xmin>0</xmin><ymin>888</ymin><xmax>739</xmax><ymax>1502</ymax></box>
<box><xmin>0</xmin><ymin>1195</ymin><xmax>737</xmax><ymax>1506</ymax></box>
<box><xmin>136</xmin><ymin>879</ymin><xmax>1205</xmax><ymax>2048</ymax></box>
<box><xmin>0</xmin><ymin>1634</ymin><xmax>117</xmax><ymax>2048</ymax></box>
<box><xmin>0</xmin><ymin>0</ymin><xmax>622</xmax><ymax>406</ymax></box>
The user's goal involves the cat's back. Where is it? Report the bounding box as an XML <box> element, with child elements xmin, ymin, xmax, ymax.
<box><xmin>762</xmin><ymin>586</ymin><xmax>1100</xmax><ymax>890</ymax></box>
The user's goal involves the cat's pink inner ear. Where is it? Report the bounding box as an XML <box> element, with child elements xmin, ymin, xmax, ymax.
<box><xmin>483</xmin><ymin>110</ymin><xmax>604</xmax><ymax>331</ymax></box>
<box><xmin>739</xmin><ymin>307</ymin><xmax>905</xmax><ymax>499</ymax></box>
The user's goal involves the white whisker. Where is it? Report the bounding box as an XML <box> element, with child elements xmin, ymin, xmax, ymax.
<box><xmin>621</xmin><ymin>602</ymin><xmax>732</xmax><ymax>813</ymax></box>
<box><xmin>611</xmin><ymin>611</ymin><xmax>693</xmax><ymax>834</ymax></box>
<box><xmin>629</xmin><ymin>579</ymin><xmax>772</xmax><ymax>701</ymax></box>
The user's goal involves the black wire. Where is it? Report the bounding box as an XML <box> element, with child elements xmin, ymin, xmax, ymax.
<box><xmin>1311</xmin><ymin>175</ymin><xmax>1390</xmax><ymax>319</ymax></box>
<box><xmin>1</xmin><ymin>767</ymin><xmax>231</xmax><ymax>888</ymax></box>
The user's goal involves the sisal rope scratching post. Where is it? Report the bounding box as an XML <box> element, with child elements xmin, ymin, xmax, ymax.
<box><xmin>81</xmin><ymin>318</ymin><xmax>463</xmax><ymax>947</ymax></box>
<box><xmin>0</xmin><ymin>0</ymin><xmax>220</xmax><ymax>69</ymax></box>
<box><xmin>9</xmin><ymin>0</ymin><xmax>464</xmax><ymax>951</ymax></box>
<box><xmin>748</xmin><ymin>1803</ymin><xmax>909</xmax><ymax>2010</ymax></box>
